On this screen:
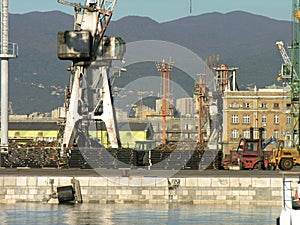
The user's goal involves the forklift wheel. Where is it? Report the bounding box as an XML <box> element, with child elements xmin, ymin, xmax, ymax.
<box><xmin>280</xmin><ymin>158</ymin><xmax>293</xmax><ymax>171</ymax></box>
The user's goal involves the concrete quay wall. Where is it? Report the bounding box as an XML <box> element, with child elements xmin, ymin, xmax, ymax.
<box><xmin>0</xmin><ymin>176</ymin><xmax>292</xmax><ymax>205</ymax></box>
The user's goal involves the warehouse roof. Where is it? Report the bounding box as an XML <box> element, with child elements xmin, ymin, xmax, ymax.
<box><xmin>8</xmin><ymin>122</ymin><xmax>59</xmax><ymax>130</ymax></box>
<box><xmin>5</xmin><ymin>121</ymin><xmax>152</xmax><ymax>132</ymax></box>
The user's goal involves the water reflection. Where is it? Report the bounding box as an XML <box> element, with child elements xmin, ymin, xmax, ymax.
<box><xmin>0</xmin><ymin>203</ymin><xmax>281</xmax><ymax>225</ymax></box>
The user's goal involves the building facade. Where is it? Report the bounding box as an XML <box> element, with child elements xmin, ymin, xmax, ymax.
<box><xmin>222</xmin><ymin>86</ymin><xmax>291</xmax><ymax>156</ymax></box>
<box><xmin>176</xmin><ymin>97</ymin><xmax>195</xmax><ymax>116</ymax></box>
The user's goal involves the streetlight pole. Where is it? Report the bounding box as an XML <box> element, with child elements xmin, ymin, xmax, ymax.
<box><xmin>156</xmin><ymin>59</ymin><xmax>173</xmax><ymax>145</ymax></box>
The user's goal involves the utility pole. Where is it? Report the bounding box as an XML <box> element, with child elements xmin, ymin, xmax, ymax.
<box><xmin>156</xmin><ymin>59</ymin><xmax>173</xmax><ymax>145</ymax></box>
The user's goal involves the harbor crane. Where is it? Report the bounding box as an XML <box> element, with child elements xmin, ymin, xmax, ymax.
<box><xmin>276</xmin><ymin>41</ymin><xmax>292</xmax><ymax>68</ymax></box>
<box><xmin>57</xmin><ymin>0</ymin><xmax>125</xmax><ymax>165</ymax></box>
<box><xmin>275</xmin><ymin>41</ymin><xmax>296</xmax><ymax>82</ymax></box>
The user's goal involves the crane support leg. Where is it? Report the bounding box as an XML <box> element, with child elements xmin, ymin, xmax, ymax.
<box><xmin>92</xmin><ymin>66</ymin><xmax>121</xmax><ymax>148</ymax></box>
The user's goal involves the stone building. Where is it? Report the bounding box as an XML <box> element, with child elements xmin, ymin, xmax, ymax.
<box><xmin>176</xmin><ymin>97</ymin><xmax>195</xmax><ymax>116</ymax></box>
<box><xmin>222</xmin><ymin>86</ymin><xmax>291</xmax><ymax>156</ymax></box>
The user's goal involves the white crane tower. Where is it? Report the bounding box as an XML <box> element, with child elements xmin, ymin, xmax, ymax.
<box><xmin>276</xmin><ymin>41</ymin><xmax>297</xmax><ymax>85</ymax></box>
<box><xmin>0</xmin><ymin>0</ymin><xmax>18</xmax><ymax>152</ymax></box>
<box><xmin>57</xmin><ymin>0</ymin><xmax>125</xmax><ymax>165</ymax></box>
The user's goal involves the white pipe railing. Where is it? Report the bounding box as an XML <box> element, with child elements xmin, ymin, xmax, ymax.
<box><xmin>0</xmin><ymin>42</ymin><xmax>18</xmax><ymax>58</ymax></box>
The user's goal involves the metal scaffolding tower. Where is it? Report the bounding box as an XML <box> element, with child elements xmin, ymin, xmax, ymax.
<box><xmin>291</xmin><ymin>0</ymin><xmax>300</xmax><ymax>149</ymax></box>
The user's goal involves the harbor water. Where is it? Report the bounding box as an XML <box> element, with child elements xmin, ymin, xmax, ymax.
<box><xmin>0</xmin><ymin>203</ymin><xmax>281</xmax><ymax>225</ymax></box>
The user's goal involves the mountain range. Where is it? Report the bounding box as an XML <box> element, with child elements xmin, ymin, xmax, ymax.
<box><xmin>7</xmin><ymin>10</ymin><xmax>292</xmax><ymax>114</ymax></box>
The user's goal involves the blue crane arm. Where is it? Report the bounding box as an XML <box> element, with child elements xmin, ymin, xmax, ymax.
<box><xmin>262</xmin><ymin>136</ymin><xmax>276</xmax><ymax>150</ymax></box>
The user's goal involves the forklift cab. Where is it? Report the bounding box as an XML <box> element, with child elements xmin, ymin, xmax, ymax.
<box><xmin>238</xmin><ymin>138</ymin><xmax>264</xmax><ymax>169</ymax></box>
<box><xmin>244</xmin><ymin>140</ymin><xmax>260</xmax><ymax>154</ymax></box>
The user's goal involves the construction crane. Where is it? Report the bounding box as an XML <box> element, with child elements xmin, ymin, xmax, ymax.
<box><xmin>275</xmin><ymin>41</ymin><xmax>296</xmax><ymax>82</ymax></box>
<box><xmin>291</xmin><ymin>0</ymin><xmax>300</xmax><ymax>149</ymax></box>
<box><xmin>276</xmin><ymin>41</ymin><xmax>292</xmax><ymax>66</ymax></box>
<box><xmin>57</xmin><ymin>0</ymin><xmax>125</xmax><ymax>165</ymax></box>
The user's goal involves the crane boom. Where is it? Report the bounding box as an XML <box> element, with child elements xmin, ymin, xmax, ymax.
<box><xmin>58</xmin><ymin>0</ymin><xmax>117</xmax><ymax>12</ymax></box>
<box><xmin>276</xmin><ymin>41</ymin><xmax>297</xmax><ymax>80</ymax></box>
<box><xmin>276</xmin><ymin>41</ymin><xmax>292</xmax><ymax>65</ymax></box>
<box><xmin>262</xmin><ymin>136</ymin><xmax>276</xmax><ymax>150</ymax></box>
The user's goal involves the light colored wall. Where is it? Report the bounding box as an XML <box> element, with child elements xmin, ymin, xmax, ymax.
<box><xmin>0</xmin><ymin>175</ymin><xmax>290</xmax><ymax>205</ymax></box>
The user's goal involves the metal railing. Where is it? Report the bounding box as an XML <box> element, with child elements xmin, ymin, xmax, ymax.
<box><xmin>0</xmin><ymin>42</ymin><xmax>18</xmax><ymax>58</ymax></box>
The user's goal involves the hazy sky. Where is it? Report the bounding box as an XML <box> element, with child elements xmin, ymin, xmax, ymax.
<box><xmin>9</xmin><ymin>0</ymin><xmax>293</xmax><ymax>22</ymax></box>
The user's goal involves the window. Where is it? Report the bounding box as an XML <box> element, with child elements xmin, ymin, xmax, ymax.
<box><xmin>262</xmin><ymin>115</ymin><xmax>267</xmax><ymax>126</ymax></box>
<box><xmin>243</xmin><ymin>103</ymin><xmax>250</xmax><ymax>108</ymax></box>
<box><xmin>243</xmin><ymin>115</ymin><xmax>250</xmax><ymax>124</ymax></box>
<box><xmin>274</xmin><ymin>115</ymin><xmax>279</xmax><ymax>124</ymax></box>
<box><xmin>274</xmin><ymin>130</ymin><xmax>279</xmax><ymax>139</ymax></box>
<box><xmin>232</xmin><ymin>130</ymin><xmax>239</xmax><ymax>139</ymax></box>
<box><xmin>274</xmin><ymin>103</ymin><xmax>279</xmax><ymax>108</ymax></box>
<box><xmin>172</xmin><ymin>124</ymin><xmax>180</xmax><ymax>130</ymax></box>
<box><xmin>245</xmin><ymin>142</ymin><xmax>259</xmax><ymax>153</ymax></box>
<box><xmin>261</xmin><ymin>103</ymin><xmax>267</xmax><ymax>108</ymax></box>
<box><xmin>287</xmin><ymin>115</ymin><xmax>292</xmax><ymax>125</ymax></box>
<box><xmin>232</xmin><ymin>115</ymin><xmax>239</xmax><ymax>124</ymax></box>
<box><xmin>286</xmin><ymin>135</ymin><xmax>292</xmax><ymax>147</ymax></box>
<box><xmin>287</xmin><ymin>103</ymin><xmax>291</xmax><ymax>108</ymax></box>
<box><xmin>262</xmin><ymin>130</ymin><xmax>267</xmax><ymax>139</ymax></box>
<box><xmin>243</xmin><ymin>130</ymin><xmax>250</xmax><ymax>139</ymax></box>
<box><xmin>230</xmin><ymin>103</ymin><xmax>239</xmax><ymax>108</ymax></box>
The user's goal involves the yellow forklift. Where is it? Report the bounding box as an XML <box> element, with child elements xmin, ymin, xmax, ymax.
<box><xmin>268</xmin><ymin>140</ymin><xmax>300</xmax><ymax>170</ymax></box>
